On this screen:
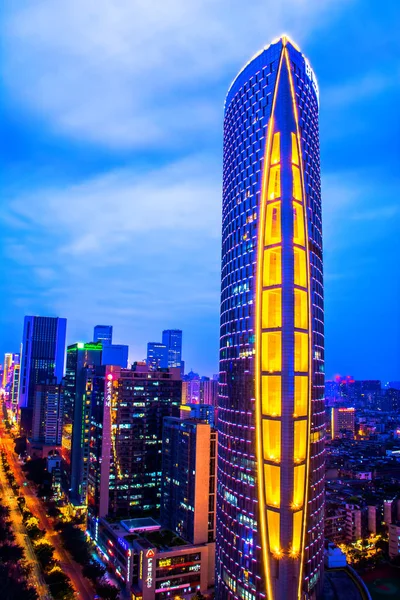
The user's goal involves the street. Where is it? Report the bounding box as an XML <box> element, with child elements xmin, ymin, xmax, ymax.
<box><xmin>0</xmin><ymin>417</ymin><xmax>95</xmax><ymax>600</ymax></box>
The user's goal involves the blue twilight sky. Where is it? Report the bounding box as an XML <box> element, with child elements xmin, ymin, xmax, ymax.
<box><xmin>1</xmin><ymin>0</ymin><xmax>399</xmax><ymax>381</ymax></box>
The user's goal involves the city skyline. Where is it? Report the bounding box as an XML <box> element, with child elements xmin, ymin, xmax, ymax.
<box><xmin>2</xmin><ymin>2</ymin><xmax>400</xmax><ymax>382</ymax></box>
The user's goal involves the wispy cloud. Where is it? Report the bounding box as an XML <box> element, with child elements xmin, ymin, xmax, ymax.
<box><xmin>3</xmin><ymin>0</ymin><xmax>352</xmax><ymax>148</ymax></box>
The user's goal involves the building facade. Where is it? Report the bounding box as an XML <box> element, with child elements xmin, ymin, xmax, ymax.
<box><xmin>162</xmin><ymin>329</ymin><xmax>183</xmax><ymax>370</ymax></box>
<box><xmin>32</xmin><ymin>380</ymin><xmax>64</xmax><ymax>445</ymax></box>
<box><xmin>102</xmin><ymin>344</ymin><xmax>129</xmax><ymax>368</ymax></box>
<box><xmin>19</xmin><ymin>316</ymin><xmax>67</xmax><ymax>436</ymax></box>
<box><xmin>147</xmin><ymin>342</ymin><xmax>168</xmax><ymax>370</ymax></box>
<box><xmin>88</xmin><ymin>364</ymin><xmax>181</xmax><ymax>519</ymax></box>
<box><xmin>331</xmin><ymin>407</ymin><xmax>355</xmax><ymax>439</ymax></box>
<box><xmin>161</xmin><ymin>418</ymin><xmax>217</xmax><ymax>544</ymax></box>
<box><xmin>93</xmin><ymin>325</ymin><xmax>113</xmax><ymax>345</ymax></box>
<box><xmin>217</xmin><ymin>36</ymin><xmax>325</xmax><ymax>599</ymax></box>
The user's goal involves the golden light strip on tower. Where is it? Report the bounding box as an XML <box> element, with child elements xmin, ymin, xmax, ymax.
<box><xmin>283</xmin><ymin>46</ymin><xmax>313</xmax><ymax>600</ymax></box>
<box><xmin>255</xmin><ymin>46</ymin><xmax>285</xmax><ymax>600</ymax></box>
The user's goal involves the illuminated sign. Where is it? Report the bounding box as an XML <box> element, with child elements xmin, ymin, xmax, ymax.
<box><xmin>106</xmin><ymin>375</ymin><xmax>113</xmax><ymax>407</ymax></box>
<box><xmin>146</xmin><ymin>549</ymin><xmax>155</xmax><ymax>589</ymax></box>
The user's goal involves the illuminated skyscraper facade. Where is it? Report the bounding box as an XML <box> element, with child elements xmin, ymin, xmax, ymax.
<box><xmin>217</xmin><ymin>37</ymin><xmax>325</xmax><ymax>600</ymax></box>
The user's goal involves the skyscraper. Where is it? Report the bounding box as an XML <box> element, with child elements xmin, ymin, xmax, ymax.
<box><xmin>19</xmin><ymin>316</ymin><xmax>67</xmax><ymax>436</ymax></box>
<box><xmin>162</xmin><ymin>329</ymin><xmax>183</xmax><ymax>369</ymax></box>
<box><xmin>93</xmin><ymin>324</ymin><xmax>113</xmax><ymax>345</ymax></box>
<box><xmin>217</xmin><ymin>36</ymin><xmax>325</xmax><ymax>600</ymax></box>
<box><xmin>32</xmin><ymin>380</ymin><xmax>64</xmax><ymax>446</ymax></box>
<box><xmin>146</xmin><ymin>342</ymin><xmax>168</xmax><ymax>370</ymax></box>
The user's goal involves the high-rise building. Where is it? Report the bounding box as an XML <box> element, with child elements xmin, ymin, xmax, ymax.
<box><xmin>331</xmin><ymin>407</ymin><xmax>355</xmax><ymax>439</ymax></box>
<box><xmin>180</xmin><ymin>403</ymin><xmax>216</xmax><ymax>427</ymax></box>
<box><xmin>19</xmin><ymin>316</ymin><xmax>67</xmax><ymax>436</ymax></box>
<box><xmin>32</xmin><ymin>380</ymin><xmax>64</xmax><ymax>445</ymax></box>
<box><xmin>64</xmin><ymin>342</ymin><xmax>103</xmax><ymax>503</ymax></box>
<box><xmin>101</xmin><ymin>344</ymin><xmax>129</xmax><ymax>368</ymax></box>
<box><xmin>87</xmin><ymin>363</ymin><xmax>181</xmax><ymax>519</ymax></box>
<box><xmin>2</xmin><ymin>353</ymin><xmax>13</xmax><ymax>387</ymax></box>
<box><xmin>93</xmin><ymin>324</ymin><xmax>113</xmax><ymax>346</ymax></box>
<box><xmin>161</xmin><ymin>418</ymin><xmax>217</xmax><ymax>545</ymax></box>
<box><xmin>217</xmin><ymin>36</ymin><xmax>325</xmax><ymax>599</ymax></box>
<box><xmin>146</xmin><ymin>342</ymin><xmax>168</xmax><ymax>370</ymax></box>
<box><xmin>162</xmin><ymin>329</ymin><xmax>183</xmax><ymax>370</ymax></box>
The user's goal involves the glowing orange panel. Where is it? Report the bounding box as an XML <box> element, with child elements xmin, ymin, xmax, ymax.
<box><xmin>294</xmin><ymin>376</ymin><xmax>308</xmax><ymax>417</ymax></box>
<box><xmin>293</xmin><ymin>464</ymin><xmax>305</xmax><ymax>508</ymax></box>
<box><xmin>294</xmin><ymin>420</ymin><xmax>307</xmax><ymax>462</ymax></box>
<box><xmin>268</xmin><ymin>166</ymin><xmax>281</xmax><ymax>200</ymax></box>
<box><xmin>293</xmin><ymin>203</ymin><xmax>305</xmax><ymax>247</ymax></box>
<box><xmin>294</xmin><ymin>332</ymin><xmax>308</xmax><ymax>372</ymax></box>
<box><xmin>262</xmin><ymin>376</ymin><xmax>281</xmax><ymax>416</ymax></box>
<box><xmin>271</xmin><ymin>132</ymin><xmax>281</xmax><ymax>165</ymax></box>
<box><xmin>267</xmin><ymin>510</ymin><xmax>280</xmax><ymax>555</ymax></box>
<box><xmin>294</xmin><ymin>247</ymin><xmax>307</xmax><ymax>288</ymax></box>
<box><xmin>262</xmin><ymin>332</ymin><xmax>281</xmax><ymax>373</ymax></box>
<box><xmin>292</xmin><ymin>510</ymin><xmax>303</xmax><ymax>555</ymax></box>
<box><xmin>292</xmin><ymin>165</ymin><xmax>302</xmax><ymax>201</ymax></box>
<box><xmin>262</xmin><ymin>289</ymin><xmax>282</xmax><ymax>329</ymax></box>
<box><xmin>264</xmin><ymin>464</ymin><xmax>280</xmax><ymax>507</ymax></box>
<box><xmin>291</xmin><ymin>132</ymin><xmax>299</xmax><ymax>166</ymax></box>
<box><xmin>265</xmin><ymin>202</ymin><xmax>281</xmax><ymax>244</ymax></box>
<box><xmin>263</xmin><ymin>419</ymin><xmax>281</xmax><ymax>461</ymax></box>
<box><xmin>263</xmin><ymin>247</ymin><xmax>281</xmax><ymax>287</ymax></box>
<box><xmin>294</xmin><ymin>288</ymin><xmax>307</xmax><ymax>330</ymax></box>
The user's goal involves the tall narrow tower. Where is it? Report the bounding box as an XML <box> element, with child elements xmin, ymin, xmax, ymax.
<box><xmin>216</xmin><ymin>36</ymin><xmax>325</xmax><ymax>599</ymax></box>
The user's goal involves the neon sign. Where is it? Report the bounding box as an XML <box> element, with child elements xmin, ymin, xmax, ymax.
<box><xmin>146</xmin><ymin>549</ymin><xmax>155</xmax><ymax>589</ymax></box>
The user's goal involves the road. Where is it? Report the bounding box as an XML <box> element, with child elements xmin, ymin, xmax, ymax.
<box><xmin>0</xmin><ymin>418</ymin><xmax>95</xmax><ymax>600</ymax></box>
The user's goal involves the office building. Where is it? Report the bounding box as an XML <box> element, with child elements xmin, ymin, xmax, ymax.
<box><xmin>2</xmin><ymin>353</ymin><xmax>13</xmax><ymax>387</ymax></box>
<box><xmin>93</xmin><ymin>324</ymin><xmax>113</xmax><ymax>345</ymax></box>
<box><xmin>147</xmin><ymin>342</ymin><xmax>168</xmax><ymax>370</ymax></box>
<box><xmin>202</xmin><ymin>377</ymin><xmax>219</xmax><ymax>407</ymax></box>
<box><xmin>88</xmin><ymin>364</ymin><xmax>181</xmax><ymax>519</ymax></box>
<box><xmin>331</xmin><ymin>407</ymin><xmax>355</xmax><ymax>439</ymax></box>
<box><xmin>64</xmin><ymin>341</ymin><xmax>103</xmax><ymax>503</ymax></box>
<box><xmin>161</xmin><ymin>418</ymin><xmax>217</xmax><ymax>544</ymax></box>
<box><xmin>217</xmin><ymin>36</ymin><xmax>325</xmax><ymax>599</ymax></box>
<box><xmin>162</xmin><ymin>329</ymin><xmax>183</xmax><ymax>369</ymax></box>
<box><xmin>102</xmin><ymin>343</ymin><xmax>129</xmax><ymax>368</ymax></box>
<box><xmin>32</xmin><ymin>380</ymin><xmax>64</xmax><ymax>445</ymax></box>
<box><xmin>180</xmin><ymin>403</ymin><xmax>216</xmax><ymax>427</ymax></box>
<box><xmin>19</xmin><ymin>316</ymin><xmax>67</xmax><ymax>436</ymax></box>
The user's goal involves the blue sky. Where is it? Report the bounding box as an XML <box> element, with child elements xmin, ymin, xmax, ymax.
<box><xmin>1</xmin><ymin>0</ymin><xmax>399</xmax><ymax>380</ymax></box>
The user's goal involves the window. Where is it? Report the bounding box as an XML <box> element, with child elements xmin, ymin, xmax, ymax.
<box><xmin>291</xmin><ymin>132</ymin><xmax>299</xmax><ymax>165</ymax></box>
<box><xmin>263</xmin><ymin>419</ymin><xmax>281</xmax><ymax>461</ymax></box>
<box><xmin>271</xmin><ymin>132</ymin><xmax>280</xmax><ymax>165</ymax></box>
<box><xmin>267</xmin><ymin>510</ymin><xmax>280</xmax><ymax>554</ymax></box>
<box><xmin>262</xmin><ymin>332</ymin><xmax>281</xmax><ymax>372</ymax></box>
<box><xmin>262</xmin><ymin>289</ymin><xmax>281</xmax><ymax>329</ymax></box>
<box><xmin>293</xmin><ymin>464</ymin><xmax>305</xmax><ymax>508</ymax></box>
<box><xmin>262</xmin><ymin>376</ymin><xmax>281</xmax><ymax>416</ymax></box>
<box><xmin>294</xmin><ymin>420</ymin><xmax>307</xmax><ymax>462</ymax></box>
<box><xmin>268</xmin><ymin>165</ymin><xmax>281</xmax><ymax>199</ymax></box>
<box><xmin>263</xmin><ymin>247</ymin><xmax>281</xmax><ymax>286</ymax></box>
<box><xmin>265</xmin><ymin>202</ymin><xmax>281</xmax><ymax>244</ymax></box>
<box><xmin>294</xmin><ymin>247</ymin><xmax>307</xmax><ymax>287</ymax></box>
<box><xmin>294</xmin><ymin>376</ymin><xmax>308</xmax><ymax>417</ymax></box>
<box><xmin>292</xmin><ymin>510</ymin><xmax>303</xmax><ymax>555</ymax></box>
<box><xmin>292</xmin><ymin>165</ymin><xmax>302</xmax><ymax>201</ymax></box>
<box><xmin>294</xmin><ymin>288</ymin><xmax>307</xmax><ymax>330</ymax></box>
<box><xmin>294</xmin><ymin>332</ymin><xmax>308</xmax><ymax>372</ymax></box>
<box><xmin>264</xmin><ymin>464</ymin><xmax>280</xmax><ymax>507</ymax></box>
<box><xmin>293</xmin><ymin>202</ymin><xmax>305</xmax><ymax>247</ymax></box>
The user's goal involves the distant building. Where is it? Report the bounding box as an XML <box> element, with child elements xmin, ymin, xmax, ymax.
<box><xmin>368</xmin><ymin>505</ymin><xmax>377</xmax><ymax>534</ymax></box>
<box><xmin>162</xmin><ymin>329</ymin><xmax>183</xmax><ymax>370</ymax></box>
<box><xmin>2</xmin><ymin>353</ymin><xmax>13</xmax><ymax>387</ymax></box>
<box><xmin>88</xmin><ymin>364</ymin><xmax>181</xmax><ymax>519</ymax></box>
<box><xmin>389</xmin><ymin>523</ymin><xmax>400</xmax><ymax>558</ymax></box>
<box><xmin>32</xmin><ymin>380</ymin><xmax>64</xmax><ymax>446</ymax></box>
<box><xmin>93</xmin><ymin>325</ymin><xmax>113</xmax><ymax>346</ymax></box>
<box><xmin>101</xmin><ymin>344</ymin><xmax>129</xmax><ymax>368</ymax></box>
<box><xmin>180</xmin><ymin>403</ymin><xmax>216</xmax><ymax>427</ymax></box>
<box><xmin>383</xmin><ymin>388</ymin><xmax>400</xmax><ymax>412</ymax></box>
<box><xmin>345</xmin><ymin>504</ymin><xmax>362</xmax><ymax>542</ymax></box>
<box><xmin>331</xmin><ymin>407</ymin><xmax>356</xmax><ymax>439</ymax></box>
<box><xmin>161</xmin><ymin>418</ymin><xmax>217</xmax><ymax>544</ymax></box>
<box><xmin>19</xmin><ymin>316</ymin><xmax>67</xmax><ymax>436</ymax></box>
<box><xmin>146</xmin><ymin>342</ymin><xmax>168</xmax><ymax>370</ymax></box>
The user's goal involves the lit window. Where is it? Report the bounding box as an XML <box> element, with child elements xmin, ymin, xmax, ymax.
<box><xmin>294</xmin><ymin>420</ymin><xmax>307</xmax><ymax>462</ymax></box>
<box><xmin>271</xmin><ymin>132</ymin><xmax>280</xmax><ymax>165</ymax></box>
<box><xmin>264</xmin><ymin>464</ymin><xmax>280</xmax><ymax>507</ymax></box>
<box><xmin>263</xmin><ymin>247</ymin><xmax>281</xmax><ymax>286</ymax></box>
<box><xmin>268</xmin><ymin>166</ymin><xmax>281</xmax><ymax>199</ymax></box>
<box><xmin>294</xmin><ymin>288</ymin><xmax>307</xmax><ymax>330</ymax></box>
<box><xmin>263</xmin><ymin>419</ymin><xmax>281</xmax><ymax>461</ymax></box>
<box><xmin>265</xmin><ymin>202</ymin><xmax>281</xmax><ymax>244</ymax></box>
<box><xmin>291</xmin><ymin>132</ymin><xmax>299</xmax><ymax>165</ymax></box>
<box><xmin>262</xmin><ymin>332</ymin><xmax>281</xmax><ymax>372</ymax></box>
<box><xmin>292</xmin><ymin>510</ymin><xmax>303</xmax><ymax>555</ymax></box>
<box><xmin>262</xmin><ymin>289</ymin><xmax>281</xmax><ymax>329</ymax></box>
<box><xmin>294</xmin><ymin>247</ymin><xmax>307</xmax><ymax>287</ymax></box>
<box><xmin>294</xmin><ymin>376</ymin><xmax>308</xmax><ymax>417</ymax></box>
<box><xmin>293</xmin><ymin>203</ymin><xmax>305</xmax><ymax>247</ymax></box>
<box><xmin>262</xmin><ymin>376</ymin><xmax>281</xmax><ymax>416</ymax></box>
<box><xmin>292</xmin><ymin>165</ymin><xmax>302</xmax><ymax>201</ymax></box>
<box><xmin>293</xmin><ymin>464</ymin><xmax>305</xmax><ymax>507</ymax></box>
<box><xmin>294</xmin><ymin>332</ymin><xmax>308</xmax><ymax>372</ymax></box>
<box><xmin>267</xmin><ymin>510</ymin><xmax>280</xmax><ymax>555</ymax></box>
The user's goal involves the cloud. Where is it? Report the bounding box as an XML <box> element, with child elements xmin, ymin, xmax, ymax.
<box><xmin>3</xmin><ymin>0</ymin><xmax>352</xmax><ymax>148</ymax></box>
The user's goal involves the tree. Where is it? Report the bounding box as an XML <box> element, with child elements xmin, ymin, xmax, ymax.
<box><xmin>0</xmin><ymin>543</ymin><xmax>24</xmax><ymax>563</ymax></box>
<box><xmin>82</xmin><ymin>560</ymin><xmax>106</xmax><ymax>582</ymax></box>
<box><xmin>95</xmin><ymin>579</ymin><xmax>120</xmax><ymax>600</ymax></box>
<box><xmin>45</xmin><ymin>568</ymin><xmax>75</xmax><ymax>600</ymax></box>
<box><xmin>34</xmin><ymin>541</ymin><xmax>55</xmax><ymax>570</ymax></box>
